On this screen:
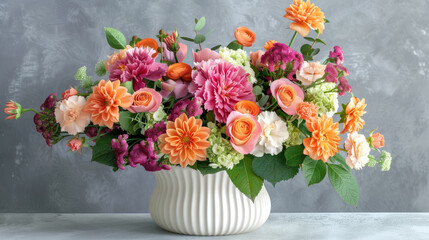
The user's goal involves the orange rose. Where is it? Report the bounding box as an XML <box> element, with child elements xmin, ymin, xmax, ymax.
<box><xmin>225</xmin><ymin>111</ymin><xmax>262</xmax><ymax>154</ymax></box>
<box><xmin>166</xmin><ymin>63</ymin><xmax>193</xmax><ymax>82</ymax></box>
<box><xmin>284</xmin><ymin>0</ymin><xmax>325</xmax><ymax>37</ymax></box>
<box><xmin>136</xmin><ymin>38</ymin><xmax>159</xmax><ymax>57</ymax></box>
<box><xmin>371</xmin><ymin>132</ymin><xmax>385</xmax><ymax>148</ymax></box>
<box><xmin>234</xmin><ymin>100</ymin><xmax>260</xmax><ymax>116</ymax></box>
<box><xmin>264</xmin><ymin>40</ymin><xmax>278</xmax><ymax>50</ymax></box>
<box><xmin>296</xmin><ymin>102</ymin><xmax>318</xmax><ymax>123</ymax></box>
<box><xmin>234</xmin><ymin>27</ymin><xmax>256</xmax><ymax>47</ymax></box>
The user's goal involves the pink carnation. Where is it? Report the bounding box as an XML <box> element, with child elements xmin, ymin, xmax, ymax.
<box><xmin>108</xmin><ymin>47</ymin><xmax>168</xmax><ymax>91</ymax></box>
<box><xmin>190</xmin><ymin>59</ymin><xmax>255</xmax><ymax>123</ymax></box>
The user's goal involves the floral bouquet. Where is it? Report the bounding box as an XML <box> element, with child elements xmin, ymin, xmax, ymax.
<box><xmin>4</xmin><ymin>0</ymin><xmax>391</xmax><ymax>206</ymax></box>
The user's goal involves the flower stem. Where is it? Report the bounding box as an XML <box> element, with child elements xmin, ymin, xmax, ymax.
<box><xmin>173</xmin><ymin>50</ymin><xmax>179</xmax><ymax>63</ymax></box>
<box><xmin>22</xmin><ymin>108</ymin><xmax>39</xmax><ymax>114</ymax></box>
<box><xmin>288</xmin><ymin>31</ymin><xmax>298</xmax><ymax>47</ymax></box>
<box><xmin>339</xmin><ymin>148</ymin><xmax>347</xmax><ymax>152</ymax></box>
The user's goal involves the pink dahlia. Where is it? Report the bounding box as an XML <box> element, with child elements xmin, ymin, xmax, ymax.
<box><xmin>190</xmin><ymin>59</ymin><xmax>255</xmax><ymax>123</ymax></box>
<box><xmin>108</xmin><ymin>47</ymin><xmax>168</xmax><ymax>91</ymax></box>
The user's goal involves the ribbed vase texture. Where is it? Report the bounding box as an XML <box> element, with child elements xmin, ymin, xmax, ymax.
<box><xmin>149</xmin><ymin>166</ymin><xmax>271</xmax><ymax>236</ymax></box>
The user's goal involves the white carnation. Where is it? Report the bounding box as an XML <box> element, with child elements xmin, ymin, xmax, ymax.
<box><xmin>251</xmin><ymin>111</ymin><xmax>289</xmax><ymax>157</ymax></box>
<box><xmin>344</xmin><ymin>131</ymin><xmax>371</xmax><ymax>170</ymax></box>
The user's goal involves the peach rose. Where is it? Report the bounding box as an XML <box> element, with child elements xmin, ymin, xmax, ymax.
<box><xmin>264</xmin><ymin>40</ymin><xmax>278</xmax><ymax>50</ymax></box>
<box><xmin>344</xmin><ymin>131</ymin><xmax>370</xmax><ymax>170</ymax></box>
<box><xmin>67</xmin><ymin>138</ymin><xmax>83</xmax><ymax>153</ymax></box>
<box><xmin>296</xmin><ymin>61</ymin><xmax>326</xmax><ymax>86</ymax></box>
<box><xmin>234</xmin><ymin>27</ymin><xmax>256</xmax><ymax>47</ymax></box>
<box><xmin>270</xmin><ymin>78</ymin><xmax>304</xmax><ymax>115</ymax></box>
<box><xmin>234</xmin><ymin>100</ymin><xmax>260</xmax><ymax>116</ymax></box>
<box><xmin>226</xmin><ymin>111</ymin><xmax>262</xmax><ymax>154</ymax></box>
<box><xmin>371</xmin><ymin>132</ymin><xmax>385</xmax><ymax>148</ymax></box>
<box><xmin>127</xmin><ymin>88</ymin><xmax>162</xmax><ymax>113</ymax></box>
<box><xmin>61</xmin><ymin>87</ymin><xmax>78</xmax><ymax>101</ymax></box>
<box><xmin>250</xmin><ymin>50</ymin><xmax>266</xmax><ymax>68</ymax></box>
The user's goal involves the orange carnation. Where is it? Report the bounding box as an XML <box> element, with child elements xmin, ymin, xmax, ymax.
<box><xmin>303</xmin><ymin>114</ymin><xmax>341</xmax><ymax>163</ymax></box>
<box><xmin>136</xmin><ymin>38</ymin><xmax>159</xmax><ymax>58</ymax></box>
<box><xmin>341</xmin><ymin>97</ymin><xmax>366</xmax><ymax>134</ymax></box>
<box><xmin>234</xmin><ymin>27</ymin><xmax>256</xmax><ymax>47</ymax></box>
<box><xmin>166</xmin><ymin>63</ymin><xmax>192</xmax><ymax>82</ymax></box>
<box><xmin>284</xmin><ymin>0</ymin><xmax>325</xmax><ymax>37</ymax></box>
<box><xmin>234</xmin><ymin>100</ymin><xmax>260</xmax><ymax>116</ymax></box>
<box><xmin>159</xmin><ymin>113</ymin><xmax>211</xmax><ymax>167</ymax></box>
<box><xmin>264</xmin><ymin>40</ymin><xmax>278</xmax><ymax>50</ymax></box>
<box><xmin>296</xmin><ymin>102</ymin><xmax>318</xmax><ymax>123</ymax></box>
<box><xmin>83</xmin><ymin>80</ymin><xmax>133</xmax><ymax>129</ymax></box>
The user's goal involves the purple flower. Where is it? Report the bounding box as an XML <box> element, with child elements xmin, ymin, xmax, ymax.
<box><xmin>261</xmin><ymin>43</ymin><xmax>304</xmax><ymax>80</ymax></box>
<box><xmin>129</xmin><ymin>140</ymin><xmax>171</xmax><ymax>172</ymax></box>
<box><xmin>85</xmin><ymin>126</ymin><xmax>112</xmax><ymax>142</ymax></box>
<box><xmin>325</xmin><ymin>63</ymin><xmax>338</xmax><ymax>83</ymax></box>
<box><xmin>111</xmin><ymin>134</ymin><xmax>129</xmax><ymax>170</ymax></box>
<box><xmin>187</xmin><ymin>97</ymin><xmax>203</xmax><ymax>117</ymax></box>
<box><xmin>338</xmin><ymin>77</ymin><xmax>352</xmax><ymax>96</ymax></box>
<box><xmin>144</xmin><ymin>121</ymin><xmax>166</xmax><ymax>142</ymax></box>
<box><xmin>34</xmin><ymin>93</ymin><xmax>61</xmax><ymax>146</ymax></box>
<box><xmin>40</xmin><ymin>93</ymin><xmax>57</xmax><ymax>110</ymax></box>
<box><xmin>329</xmin><ymin>46</ymin><xmax>344</xmax><ymax>65</ymax></box>
<box><xmin>335</xmin><ymin>64</ymin><xmax>349</xmax><ymax>76</ymax></box>
<box><xmin>168</xmin><ymin>99</ymin><xmax>191</xmax><ymax>121</ymax></box>
<box><xmin>108</xmin><ymin>47</ymin><xmax>168</xmax><ymax>91</ymax></box>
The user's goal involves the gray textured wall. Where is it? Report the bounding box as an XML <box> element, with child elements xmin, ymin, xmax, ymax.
<box><xmin>0</xmin><ymin>0</ymin><xmax>427</xmax><ymax>213</ymax></box>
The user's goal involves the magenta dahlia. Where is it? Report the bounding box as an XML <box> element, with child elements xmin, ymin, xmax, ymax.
<box><xmin>190</xmin><ymin>59</ymin><xmax>255</xmax><ymax>123</ymax></box>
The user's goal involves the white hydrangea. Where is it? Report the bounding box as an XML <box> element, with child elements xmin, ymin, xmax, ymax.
<box><xmin>153</xmin><ymin>106</ymin><xmax>167</xmax><ymax>121</ymax></box>
<box><xmin>219</xmin><ymin>47</ymin><xmax>257</xmax><ymax>83</ymax></box>
<box><xmin>305</xmin><ymin>82</ymin><xmax>339</xmax><ymax>117</ymax></box>
<box><xmin>251</xmin><ymin>111</ymin><xmax>289</xmax><ymax>157</ymax></box>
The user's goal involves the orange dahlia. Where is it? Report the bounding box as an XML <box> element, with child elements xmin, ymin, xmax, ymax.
<box><xmin>284</xmin><ymin>0</ymin><xmax>325</xmax><ymax>37</ymax></box>
<box><xmin>83</xmin><ymin>80</ymin><xmax>133</xmax><ymax>129</ymax></box>
<box><xmin>159</xmin><ymin>113</ymin><xmax>211</xmax><ymax>167</ymax></box>
<box><xmin>303</xmin><ymin>114</ymin><xmax>341</xmax><ymax>162</ymax></box>
<box><xmin>341</xmin><ymin>97</ymin><xmax>366</xmax><ymax>134</ymax></box>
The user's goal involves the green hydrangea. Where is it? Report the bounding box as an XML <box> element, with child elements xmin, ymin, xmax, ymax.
<box><xmin>285</xmin><ymin>121</ymin><xmax>302</xmax><ymax>148</ymax></box>
<box><xmin>144</xmin><ymin>106</ymin><xmax>167</xmax><ymax>132</ymax></box>
<box><xmin>219</xmin><ymin>47</ymin><xmax>256</xmax><ymax>83</ymax></box>
<box><xmin>206</xmin><ymin>122</ymin><xmax>244</xmax><ymax>169</ymax></box>
<box><xmin>305</xmin><ymin>82</ymin><xmax>339</xmax><ymax>117</ymax></box>
<box><xmin>379</xmin><ymin>151</ymin><xmax>392</xmax><ymax>171</ymax></box>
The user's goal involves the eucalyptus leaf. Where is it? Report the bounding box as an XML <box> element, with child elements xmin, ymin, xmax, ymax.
<box><xmin>104</xmin><ymin>27</ymin><xmax>127</xmax><ymax>49</ymax></box>
<box><xmin>304</xmin><ymin>37</ymin><xmax>315</xmax><ymax>42</ymax></box>
<box><xmin>180</xmin><ymin>36</ymin><xmax>195</xmax><ymax>42</ymax></box>
<box><xmin>194</xmin><ymin>16</ymin><xmax>206</xmax><ymax>32</ymax></box>
<box><xmin>194</xmin><ymin>34</ymin><xmax>206</xmax><ymax>44</ymax></box>
<box><xmin>258</xmin><ymin>95</ymin><xmax>269</xmax><ymax>107</ymax></box>
<box><xmin>315</xmin><ymin>38</ymin><xmax>326</xmax><ymax>45</ymax></box>
<box><xmin>253</xmin><ymin>85</ymin><xmax>262</xmax><ymax>95</ymax></box>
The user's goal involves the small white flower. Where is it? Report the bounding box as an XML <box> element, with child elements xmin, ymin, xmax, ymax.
<box><xmin>212</xmin><ymin>144</ymin><xmax>225</xmax><ymax>155</ymax></box>
<box><xmin>251</xmin><ymin>111</ymin><xmax>289</xmax><ymax>157</ymax></box>
<box><xmin>153</xmin><ymin>108</ymin><xmax>166</xmax><ymax>121</ymax></box>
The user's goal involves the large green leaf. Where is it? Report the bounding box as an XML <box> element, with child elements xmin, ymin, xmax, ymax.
<box><xmin>284</xmin><ymin>145</ymin><xmax>305</xmax><ymax>167</ymax></box>
<box><xmin>291</xmin><ymin>119</ymin><xmax>311</xmax><ymax>137</ymax></box>
<box><xmin>119</xmin><ymin>111</ymin><xmax>138</xmax><ymax>135</ymax></box>
<box><xmin>252</xmin><ymin>151</ymin><xmax>299</xmax><ymax>186</ymax></box>
<box><xmin>104</xmin><ymin>27</ymin><xmax>127</xmax><ymax>49</ymax></box>
<box><xmin>327</xmin><ymin>163</ymin><xmax>359</xmax><ymax>206</ymax></box>
<box><xmin>91</xmin><ymin>132</ymin><xmax>117</xmax><ymax>169</ymax></box>
<box><xmin>330</xmin><ymin>153</ymin><xmax>351</xmax><ymax>170</ymax></box>
<box><xmin>302</xmin><ymin>156</ymin><xmax>326</xmax><ymax>186</ymax></box>
<box><xmin>227</xmin><ymin>155</ymin><xmax>263</xmax><ymax>202</ymax></box>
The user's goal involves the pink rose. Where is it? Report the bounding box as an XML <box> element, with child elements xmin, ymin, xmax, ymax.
<box><xmin>61</xmin><ymin>87</ymin><xmax>78</xmax><ymax>100</ymax></box>
<box><xmin>250</xmin><ymin>50</ymin><xmax>266</xmax><ymax>68</ymax></box>
<box><xmin>67</xmin><ymin>138</ymin><xmax>82</xmax><ymax>153</ymax></box>
<box><xmin>193</xmin><ymin>48</ymin><xmax>221</xmax><ymax>63</ymax></box>
<box><xmin>225</xmin><ymin>111</ymin><xmax>262</xmax><ymax>154</ymax></box>
<box><xmin>270</xmin><ymin>78</ymin><xmax>304</xmax><ymax>115</ymax></box>
<box><xmin>128</xmin><ymin>88</ymin><xmax>162</xmax><ymax>113</ymax></box>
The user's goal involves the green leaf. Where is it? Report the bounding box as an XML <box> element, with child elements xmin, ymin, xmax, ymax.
<box><xmin>324</xmin><ymin>18</ymin><xmax>330</xmax><ymax>23</ymax></box>
<box><xmin>194</xmin><ymin>16</ymin><xmax>206</xmax><ymax>32</ymax></box>
<box><xmin>315</xmin><ymin>38</ymin><xmax>326</xmax><ymax>45</ymax></box>
<box><xmin>227</xmin><ymin>155</ymin><xmax>263</xmax><ymax>202</ymax></box>
<box><xmin>180</xmin><ymin>36</ymin><xmax>195</xmax><ymax>42</ymax></box>
<box><xmin>104</xmin><ymin>27</ymin><xmax>127</xmax><ymax>49</ymax></box>
<box><xmin>284</xmin><ymin>145</ymin><xmax>305</xmax><ymax>167</ymax></box>
<box><xmin>252</xmin><ymin>85</ymin><xmax>262</xmax><ymax>95</ymax></box>
<box><xmin>95</xmin><ymin>60</ymin><xmax>106</xmax><ymax>76</ymax></box>
<box><xmin>302</xmin><ymin>157</ymin><xmax>326</xmax><ymax>186</ymax></box>
<box><xmin>211</xmin><ymin>44</ymin><xmax>221</xmax><ymax>50</ymax></box>
<box><xmin>194</xmin><ymin>34</ymin><xmax>206</xmax><ymax>44</ymax></box>
<box><xmin>330</xmin><ymin>153</ymin><xmax>351</xmax><ymax>170</ymax></box>
<box><xmin>226</xmin><ymin>40</ymin><xmax>242</xmax><ymax>50</ymax></box>
<box><xmin>252</xmin><ymin>151</ymin><xmax>299</xmax><ymax>186</ymax></box>
<box><xmin>258</xmin><ymin>94</ymin><xmax>269</xmax><ymax>107</ymax></box>
<box><xmin>121</xmin><ymin>81</ymin><xmax>134</xmax><ymax>94</ymax></box>
<box><xmin>91</xmin><ymin>132</ymin><xmax>117</xmax><ymax>168</ymax></box>
<box><xmin>300</xmin><ymin>44</ymin><xmax>312</xmax><ymax>56</ymax></box>
<box><xmin>303</xmin><ymin>55</ymin><xmax>313</xmax><ymax>61</ymax></box>
<box><xmin>75</xmin><ymin>66</ymin><xmax>87</xmax><ymax>81</ymax></box>
<box><xmin>327</xmin><ymin>163</ymin><xmax>359</xmax><ymax>206</ymax></box>
<box><xmin>311</xmin><ymin>48</ymin><xmax>320</xmax><ymax>56</ymax></box>
<box><xmin>119</xmin><ymin>111</ymin><xmax>138</xmax><ymax>135</ymax></box>
<box><xmin>367</xmin><ymin>155</ymin><xmax>377</xmax><ymax>167</ymax></box>
<box><xmin>304</xmin><ymin>37</ymin><xmax>315</xmax><ymax>42</ymax></box>
<box><xmin>291</xmin><ymin>119</ymin><xmax>311</xmax><ymax>137</ymax></box>
<box><xmin>193</xmin><ymin>160</ymin><xmax>225</xmax><ymax>175</ymax></box>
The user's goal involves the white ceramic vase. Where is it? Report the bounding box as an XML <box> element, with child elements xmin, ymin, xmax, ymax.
<box><xmin>149</xmin><ymin>166</ymin><xmax>271</xmax><ymax>236</ymax></box>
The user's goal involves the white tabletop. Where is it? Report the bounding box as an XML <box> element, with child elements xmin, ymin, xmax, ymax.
<box><xmin>1</xmin><ymin>213</ymin><xmax>428</xmax><ymax>239</ymax></box>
